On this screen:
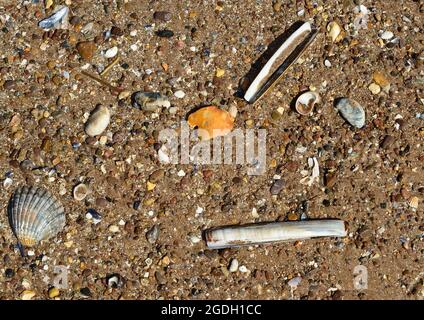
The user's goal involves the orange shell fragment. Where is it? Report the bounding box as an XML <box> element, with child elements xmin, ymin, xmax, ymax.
<box><xmin>187</xmin><ymin>106</ymin><xmax>234</xmax><ymax>140</ymax></box>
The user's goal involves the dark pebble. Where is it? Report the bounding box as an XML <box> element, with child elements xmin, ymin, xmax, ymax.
<box><xmin>111</xmin><ymin>26</ymin><xmax>123</xmax><ymax>36</ymax></box>
<box><xmin>5</xmin><ymin>268</ymin><xmax>14</xmax><ymax>278</ymax></box>
<box><xmin>80</xmin><ymin>287</ymin><xmax>91</xmax><ymax>297</ymax></box>
<box><xmin>156</xmin><ymin>29</ymin><xmax>174</xmax><ymax>38</ymax></box>
<box><xmin>153</xmin><ymin>11</ymin><xmax>172</xmax><ymax>22</ymax></box>
<box><xmin>3</xmin><ymin>79</ymin><xmax>15</xmax><ymax>89</ymax></box>
<box><xmin>270</xmin><ymin>179</ymin><xmax>285</xmax><ymax>195</ymax></box>
<box><xmin>380</xmin><ymin>135</ymin><xmax>394</xmax><ymax>149</ymax></box>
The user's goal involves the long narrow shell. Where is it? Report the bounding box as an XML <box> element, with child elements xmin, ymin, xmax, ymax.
<box><xmin>8</xmin><ymin>186</ymin><xmax>66</xmax><ymax>247</ymax></box>
<box><xmin>244</xmin><ymin>21</ymin><xmax>317</xmax><ymax>103</ymax></box>
<box><xmin>205</xmin><ymin>220</ymin><xmax>347</xmax><ymax>249</ymax></box>
<box><xmin>187</xmin><ymin>106</ymin><xmax>234</xmax><ymax>140</ymax></box>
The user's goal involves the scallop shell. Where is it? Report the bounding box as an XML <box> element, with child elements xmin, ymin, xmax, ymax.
<box><xmin>8</xmin><ymin>186</ymin><xmax>66</xmax><ymax>247</ymax></box>
<box><xmin>295</xmin><ymin>91</ymin><xmax>320</xmax><ymax>115</ymax></box>
<box><xmin>335</xmin><ymin>98</ymin><xmax>365</xmax><ymax>128</ymax></box>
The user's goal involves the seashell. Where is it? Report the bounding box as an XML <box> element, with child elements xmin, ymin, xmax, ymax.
<box><xmin>335</xmin><ymin>98</ymin><xmax>365</xmax><ymax>128</ymax></box>
<box><xmin>295</xmin><ymin>91</ymin><xmax>320</xmax><ymax>115</ymax></box>
<box><xmin>38</xmin><ymin>6</ymin><xmax>69</xmax><ymax>30</ymax></box>
<box><xmin>73</xmin><ymin>183</ymin><xmax>89</xmax><ymax>201</ymax></box>
<box><xmin>8</xmin><ymin>186</ymin><xmax>65</xmax><ymax>247</ymax></box>
<box><xmin>244</xmin><ymin>21</ymin><xmax>318</xmax><ymax>104</ymax></box>
<box><xmin>85</xmin><ymin>105</ymin><xmax>110</xmax><ymax>137</ymax></box>
<box><xmin>132</xmin><ymin>92</ymin><xmax>170</xmax><ymax>112</ymax></box>
<box><xmin>327</xmin><ymin>21</ymin><xmax>342</xmax><ymax>43</ymax></box>
<box><xmin>204</xmin><ymin>220</ymin><xmax>346</xmax><ymax>249</ymax></box>
<box><xmin>187</xmin><ymin>106</ymin><xmax>234</xmax><ymax>140</ymax></box>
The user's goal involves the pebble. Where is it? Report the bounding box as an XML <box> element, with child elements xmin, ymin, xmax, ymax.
<box><xmin>174</xmin><ymin>90</ymin><xmax>185</xmax><ymax>99</ymax></box>
<box><xmin>104</xmin><ymin>46</ymin><xmax>118</xmax><ymax>58</ymax></box>
<box><xmin>270</xmin><ymin>179</ymin><xmax>285</xmax><ymax>195</ymax></box>
<box><xmin>215</xmin><ymin>68</ymin><xmax>225</xmax><ymax>78</ymax></box>
<box><xmin>48</xmin><ymin>287</ymin><xmax>60</xmax><ymax>298</ymax></box>
<box><xmin>335</xmin><ymin>98</ymin><xmax>366</xmax><ymax>129</ymax></box>
<box><xmin>239</xmin><ymin>265</ymin><xmax>248</xmax><ymax>273</ymax></box>
<box><xmin>287</xmin><ymin>276</ymin><xmax>302</xmax><ymax>289</ymax></box>
<box><xmin>153</xmin><ymin>11</ymin><xmax>172</xmax><ymax>22</ymax></box>
<box><xmin>132</xmin><ymin>92</ymin><xmax>170</xmax><ymax>111</ymax></box>
<box><xmin>327</xmin><ymin>21</ymin><xmax>342</xmax><ymax>42</ymax></box>
<box><xmin>21</xmin><ymin>290</ymin><xmax>36</xmax><ymax>300</ymax></box>
<box><xmin>108</xmin><ymin>225</ymin><xmax>119</xmax><ymax>233</ymax></box>
<box><xmin>80</xmin><ymin>287</ymin><xmax>91</xmax><ymax>297</ymax></box>
<box><xmin>85</xmin><ymin>105</ymin><xmax>110</xmax><ymax>137</ymax></box>
<box><xmin>146</xmin><ymin>224</ymin><xmax>160</xmax><ymax>244</ymax></box>
<box><xmin>146</xmin><ymin>181</ymin><xmax>156</xmax><ymax>191</ymax></box>
<box><xmin>73</xmin><ymin>183</ymin><xmax>88</xmax><ymax>201</ymax></box>
<box><xmin>228</xmin><ymin>258</ymin><xmax>239</xmax><ymax>272</ymax></box>
<box><xmin>368</xmin><ymin>83</ymin><xmax>381</xmax><ymax>95</ymax></box>
<box><xmin>156</xmin><ymin>29</ymin><xmax>174</xmax><ymax>38</ymax></box>
<box><xmin>76</xmin><ymin>41</ymin><xmax>96</xmax><ymax>60</ymax></box>
<box><xmin>380</xmin><ymin>135</ymin><xmax>394</xmax><ymax>149</ymax></box>
<box><xmin>149</xmin><ymin>169</ymin><xmax>165</xmax><ymax>183</ymax></box>
<box><xmin>380</xmin><ymin>31</ymin><xmax>394</xmax><ymax>40</ymax></box>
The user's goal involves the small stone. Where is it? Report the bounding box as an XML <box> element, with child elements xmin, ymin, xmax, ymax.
<box><xmin>368</xmin><ymin>83</ymin><xmax>381</xmax><ymax>95</ymax></box>
<box><xmin>85</xmin><ymin>105</ymin><xmax>110</xmax><ymax>137</ymax></box>
<box><xmin>21</xmin><ymin>290</ymin><xmax>36</xmax><ymax>300</ymax></box>
<box><xmin>288</xmin><ymin>276</ymin><xmax>302</xmax><ymax>289</ymax></box>
<box><xmin>156</xmin><ymin>29</ymin><xmax>174</xmax><ymax>38</ymax></box>
<box><xmin>146</xmin><ymin>181</ymin><xmax>156</xmax><ymax>191</ymax></box>
<box><xmin>409</xmin><ymin>196</ymin><xmax>419</xmax><ymax>209</ymax></box>
<box><xmin>48</xmin><ymin>287</ymin><xmax>60</xmax><ymax>298</ymax></box>
<box><xmin>153</xmin><ymin>11</ymin><xmax>172</xmax><ymax>22</ymax></box>
<box><xmin>80</xmin><ymin>287</ymin><xmax>91</xmax><ymax>297</ymax></box>
<box><xmin>149</xmin><ymin>169</ymin><xmax>165</xmax><ymax>183</ymax></box>
<box><xmin>109</xmin><ymin>225</ymin><xmax>119</xmax><ymax>233</ymax></box>
<box><xmin>118</xmin><ymin>90</ymin><xmax>131</xmax><ymax>100</ymax></box>
<box><xmin>327</xmin><ymin>21</ymin><xmax>342</xmax><ymax>43</ymax></box>
<box><xmin>110</xmin><ymin>26</ymin><xmax>123</xmax><ymax>36</ymax></box>
<box><xmin>380</xmin><ymin>135</ymin><xmax>394</xmax><ymax>149</ymax></box>
<box><xmin>380</xmin><ymin>31</ymin><xmax>394</xmax><ymax>40</ymax></box>
<box><xmin>104</xmin><ymin>46</ymin><xmax>118</xmax><ymax>58</ymax></box>
<box><xmin>5</xmin><ymin>268</ymin><xmax>15</xmax><ymax>278</ymax></box>
<box><xmin>228</xmin><ymin>258</ymin><xmax>239</xmax><ymax>272</ymax></box>
<box><xmin>239</xmin><ymin>265</ymin><xmax>248</xmax><ymax>273</ymax></box>
<box><xmin>146</xmin><ymin>224</ymin><xmax>160</xmax><ymax>244</ymax></box>
<box><xmin>174</xmin><ymin>90</ymin><xmax>185</xmax><ymax>99</ymax></box>
<box><xmin>287</xmin><ymin>212</ymin><xmax>299</xmax><ymax>221</ymax></box>
<box><xmin>76</xmin><ymin>41</ymin><xmax>96</xmax><ymax>60</ymax></box>
<box><xmin>215</xmin><ymin>68</ymin><xmax>225</xmax><ymax>78</ymax></box>
<box><xmin>270</xmin><ymin>179</ymin><xmax>285</xmax><ymax>195</ymax></box>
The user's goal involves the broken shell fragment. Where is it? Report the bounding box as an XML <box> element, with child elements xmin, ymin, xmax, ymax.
<box><xmin>132</xmin><ymin>92</ymin><xmax>170</xmax><ymax>112</ymax></box>
<box><xmin>295</xmin><ymin>91</ymin><xmax>320</xmax><ymax>115</ymax></box>
<box><xmin>244</xmin><ymin>21</ymin><xmax>318</xmax><ymax>103</ymax></box>
<box><xmin>38</xmin><ymin>6</ymin><xmax>69</xmax><ymax>30</ymax></box>
<box><xmin>204</xmin><ymin>220</ymin><xmax>347</xmax><ymax>249</ymax></box>
<box><xmin>8</xmin><ymin>186</ymin><xmax>66</xmax><ymax>247</ymax></box>
<box><xmin>85</xmin><ymin>105</ymin><xmax>110</xmax><ymax>137</ymax></box>
<box><xmin>327</xmin><ymin>21</ymin><xmax>342</xmax><ymax>43</ymax></box>
<box><xmin>187</xmin><ymin>106</ymin><xmax>234</xmax><ymax>140</ymax></box>
<box><xmin>335</xmin><ymin>98</ymin><xmax>365</xmax><ymax>128</ymax></box>
<box><xmin>73</xmin><ymin>183</ymin><xmax>89</xmax><ymax>201</ymax></box>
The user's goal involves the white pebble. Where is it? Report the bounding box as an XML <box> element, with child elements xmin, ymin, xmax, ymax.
<box><xmin>130</xmin><ymin>44</ymin><xmax>138</xmax><ymax>51</ymax></box>
<box><xmin>85</xmin><ymin>105</ymin><xmax>110</xmax><ymax>137</ymax></box>
<box><xmin>104</xmin><ymin>46</ymin><xmax>118</xmax><ymax>58</ymax></box>
<box><xmin>27</xmin><ymin>250</ymin><xmax>35</xmax><ymax>256</ymax></box>
<box><xmin>228</xmin><ymin>259</ymin><xmax>239</xmax><ymax>272</ymax></box>
<box><xmin>195</xmin><ymin>206</ymin><xmax>204</xmax><ymax>214</ymax></box>
<box><xmin>239</xmin><ymin>265</ymin><xmax>248</xmax><ymax>273</ymax></box>
<box><xmin>288</xmin><ymin>276</ymin><xmax>302</xmax><ymax>288</ymax></box>
<box><xmin>177</xmin><ymin>169</ymin><xmax>186</xmax><ymax>177</ymax></box>
<box><xmin>174</xmin><ymin>90</ymin><xmax>185</xmax><ymax>99</ymax></box>
<box><xmin>324</xmin><ymin>59</ymin><xmax>332</xmax><ymax>67</ymax></box>
<box><xmin>108</xmin><ymin>225</ymin><xmax>119</xmax><ymax>233</ymax></box>
<box><xmin>380</xmin><ymin>31</ymin><xmax>394</xmax><ymax>40</ymax></box>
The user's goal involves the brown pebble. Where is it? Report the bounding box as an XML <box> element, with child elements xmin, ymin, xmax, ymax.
<box><xmin>380</xmin><ymin>135</ymin><xmax>394</xmax><ymax>149</ymax></box>
<box><xmin>76</xmin><ymin>41</ymin><xmax>96</xmax><ymax>60</ymax></box>
<box><xmin>149</xmin><ymin>169</ymin><xmax>165</xmax><ymax>183</ymax></box>
<box><xmin>153</xmin><ymin>11</ymin><xmax>172</xmax><ymax>22</ymax></box>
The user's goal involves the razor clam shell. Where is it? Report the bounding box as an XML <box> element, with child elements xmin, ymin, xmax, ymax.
<box><xmin>205</xmin><ymin>220</ymin><xmax>346</xmax><ymax>249</ymax></box>
<box><xmin>244</xmin><ymin>21</ymin><xmax>317</xmax><ymax>103</ymax></box>
<box><xmin>38</xmin><ymin>6</ymin><xmax>69</xmax><ymax>30</ymax></box>
<box><xmin>8</xmin><ymin>186</ymin><xmax>65</xmax><ymax>247</ymax></box>
<box><xmin>335</xmin><ymin>98</ymin><xmax>365</xmax><ymax>128</ymax></box>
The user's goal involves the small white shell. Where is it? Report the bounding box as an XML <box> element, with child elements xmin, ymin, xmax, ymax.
<box><xmin>73</xmin><ymin>183</ymin><xmax>89</xmax><ymax>201</ymax></box>
<box><xmin>85</xmin><ymin>105</ymin><xmax>110</xmax><ymax>137</ymax></box>
<box><xmin>335</xmin><ymin>98</ymin><xmax>366</xmax><ymax>128</ymax></box>
<box><xmin>8</xmin><ymin>186</ymin><xmax>65</xmax><ymax>247</ymax></box>
<box><xmin>295</xmin><ymin>91</ymin><xmax>320</xmax><ymax>115</ymax></box>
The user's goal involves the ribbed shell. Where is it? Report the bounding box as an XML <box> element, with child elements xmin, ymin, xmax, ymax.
<box><xmin>8</xmin><ymin>186</ymin><xmax>65</xmax><ymax>247</ymax></box>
